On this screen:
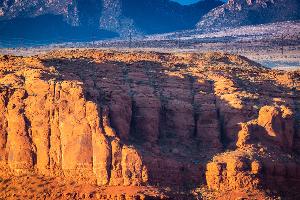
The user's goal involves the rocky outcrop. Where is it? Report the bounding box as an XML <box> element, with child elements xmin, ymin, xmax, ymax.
<box><xmin>257</xmin><ymin>106</ymin><xmax>294</xmax><ymax>150</ymax></box>
<box><xmin>197</xmin><ymin>0</ymin><xmax>300</xmax><ymax>31</ymax></box>
<box><xmin>0</xmin><ymin>59</ymin><xmax>148</xmax><ymax>186</ymax></box>
<box><xmin>206</xmin><ymin>156</ymin><xmax>261</xmax><ymax>191</ymax></box>
<box><xmin>206</xmin><ymin>152</ymin><xmax>300</xmax><ymax>195</ymax></box>
<box><xmin>235</xmin><ymin>105</ymin><xmax>295</xmax><ymax>150</ymax></box>
<box><xmin>207</xmin><ymin>104</ymin><xmax>299</xmax><ymax>194</ymax></box>
<box><xmin>0</xmin><ymin>51</ymin><xmax>300</xmax><ymax>198</ymax></box>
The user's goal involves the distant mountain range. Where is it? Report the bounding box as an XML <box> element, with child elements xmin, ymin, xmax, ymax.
<box><xmin>0</xmin><ymin>0</ymin><xmax>299</xmax><ymax>46</ymax></box>
<box><xmin>197</xmin><ymin>0</ymin><xmax>300</xmax><ymax>31</ymax></box>
<box><xmin>0</xmin><ymin>0</ymin><xmax>222</xmax><ymax>44</ymax></box>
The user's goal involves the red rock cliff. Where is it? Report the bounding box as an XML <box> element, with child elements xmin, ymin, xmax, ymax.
<box><xmin>0</xmin><ymin>50</ymin><xmax>299</xmax><ymax>198</ymax></box>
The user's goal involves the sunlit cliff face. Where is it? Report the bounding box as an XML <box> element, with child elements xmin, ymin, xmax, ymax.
<box><xmin>0</xmin><ymin>50</ymin><xmax>299</xmax><ymax>199</ymax></box>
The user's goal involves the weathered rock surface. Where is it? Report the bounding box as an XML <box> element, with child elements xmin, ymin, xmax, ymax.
<box><xmin>207</xmin><ymin>103</ymin><xmax>300</xmax><ymax>197</ymax></box>
<box><xmin>0</xmin><ymin>50</ymin><xmax>300</xmax><ymax>199</ymax></box>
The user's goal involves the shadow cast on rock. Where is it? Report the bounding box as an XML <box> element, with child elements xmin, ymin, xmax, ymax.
<box><xmin>0</xmin><ymin>51</ymin><xmax>299</xmax><ymax>199</ymax></box>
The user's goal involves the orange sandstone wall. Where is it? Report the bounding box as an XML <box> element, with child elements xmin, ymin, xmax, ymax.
<box><xmin>0</xmin><ymin>51</ymin><xmax>299</xmax><ymax>193</ymax></box>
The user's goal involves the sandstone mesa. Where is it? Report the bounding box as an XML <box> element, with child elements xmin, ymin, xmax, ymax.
<box><xmin>0</xmin><ymin>50</ymin><xmax>299</xmax><ymax>199</ymax></box>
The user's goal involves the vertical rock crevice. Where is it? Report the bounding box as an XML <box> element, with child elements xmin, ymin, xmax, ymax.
<box><xmin>0</xmin><ymin>89</ymin><xmax>9</xmax><ymax>162</ymax></box>
<box><xmin>212</xmin><ymin>80</ymin><xmax>227</xmax><ymax>149</ymax></box>
<box><xmin>187</xmin><ymin>74</ymin><xmax>198</xmax><ymax>139</ymax></box>
<box><xmin>121</xmin><ymin>63</ymin><xmax>135</xmax><ymax>140</ymax></box>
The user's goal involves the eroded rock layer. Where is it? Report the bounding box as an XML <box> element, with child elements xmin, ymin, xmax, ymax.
<box><xmin>0</xmin><ymin>50</ymin><xmax>300</xmax><ymax>198</ymax></box>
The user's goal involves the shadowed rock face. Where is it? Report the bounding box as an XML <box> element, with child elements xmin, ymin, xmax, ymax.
<box><xmin>0</xmin><ymin>50</ymin><xmax>300</xmax><ymax>198</ymax></box>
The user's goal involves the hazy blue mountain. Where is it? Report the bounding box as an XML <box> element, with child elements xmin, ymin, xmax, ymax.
<box><xmin>121</xmin><ymin>0</ymin><xmax>223</xmax><ymax>34</ymax></box>
<box><xmin>0</xmin><ymin>0</ymin><xmax>223</xmax><ymax>46</ymax></box>
<box><xmin>0</xmin><ymin>14</ymin><xmax>117</xmax><ymax>47</ymax></box>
